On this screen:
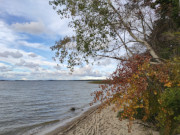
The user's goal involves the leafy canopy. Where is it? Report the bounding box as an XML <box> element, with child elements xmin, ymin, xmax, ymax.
<box><xmin>50</xmin><ymin>0</ymin><xmax>161</xmax><ymax>70</ymax></box>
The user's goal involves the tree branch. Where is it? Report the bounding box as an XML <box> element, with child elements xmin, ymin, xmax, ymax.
<box><xmin>107</xmin><ymin>0</ymin><xmax>161</xmax><ymax>63</ymax></box>
<box><xmin>97</xmin><ymin>54</ymin><xmax>127</xmax><ymax>61</ymax></box>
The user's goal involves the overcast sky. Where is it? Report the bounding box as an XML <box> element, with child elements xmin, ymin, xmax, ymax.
<box><xmin>0</xmin><ymin>0</ymin><xmax>118</xmax><ymax>80</ymax></box>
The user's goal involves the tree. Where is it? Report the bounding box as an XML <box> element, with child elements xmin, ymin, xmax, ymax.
<box><xmin>50</xmin><ymin>0</ymin><xmax>162</xmax><ymax>70</ymax></box>
<box><xmin>152</xmin><ymin>0</ymin><xmax>180</xmax><ymax>26</ymax></box>
<box><xmin>50</xmin><ymin>1</ymin><xmax>180</xmax><ymax>134</ymax></box>
<box><xmin>149</xmin><ymin>0</ymin><xmax>180</xmax><ymax>59</ymax></box>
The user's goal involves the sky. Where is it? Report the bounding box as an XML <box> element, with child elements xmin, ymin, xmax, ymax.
<box><xmin>0</xmin><ymin>0</ymin><xmax>118</xmax><ymax>80</ymax></box>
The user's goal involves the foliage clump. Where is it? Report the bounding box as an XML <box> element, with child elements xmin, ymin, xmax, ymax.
<box><xmin>92</xmin><ymin>55</ymin><xmax>180</xmax><ymax>134</ymax></box>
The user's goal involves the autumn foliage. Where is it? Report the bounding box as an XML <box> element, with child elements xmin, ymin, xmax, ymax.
<box><xmin>92</xmin><ymin>55</ymin><xmax>180</xmax><ymax>135</ymax></box>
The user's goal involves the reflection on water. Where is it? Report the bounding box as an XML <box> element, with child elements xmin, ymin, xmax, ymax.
<box><xmin>0</xmin><ymin>81</ymin><xmax>99</xmax><ymax>135</ymax></box>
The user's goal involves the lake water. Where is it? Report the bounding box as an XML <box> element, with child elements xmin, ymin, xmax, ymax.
<box><xmin>0</xmin><ymin>81</ymin><xmax>99</xmax><ymax>135</ymax></box>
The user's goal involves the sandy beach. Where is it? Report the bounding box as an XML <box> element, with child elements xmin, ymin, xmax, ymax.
<box><xmin>45</xmin><ymin>104</ymin><xmax>159</xmax><ymax>135</ymax></box>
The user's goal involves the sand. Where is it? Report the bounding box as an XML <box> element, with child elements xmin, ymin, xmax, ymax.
<box><xmin>46</xmin><ymin>105</ymin><xmax>159</xmax><ymax>135</ymax></box>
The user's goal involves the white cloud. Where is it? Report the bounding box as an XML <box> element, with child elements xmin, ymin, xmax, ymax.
<box><xmin>54</xmin><ymin>65</ymin><xmax>61</xmax><ymax>70</ymax></box>
<box><xmin>17</xmin><ymin>41</ymin><xmax>49</xmax><ymax>50</ymax></box>
<box><xmin>0</xmin><ymin>59</ymin><xmax>111</xmax><ymax>80</ymax></box>
<box><xmin>0</xmin><ymin>20</ymin><xmax>50</xmax><ymax>51</ymax></box>
<box><xmin>0</xmin><ymin>63</ymin><xmax>12</xmax><ymax>72</ymax></box>
<box><xmin>11</xmin><ymin>21</ymin><xmax>46</xmax><ymax>35</ymax></box>
<box><xmin>0</xmin><ymin>21</ymin><xmax>24</xmax><ymax>45</ymax></box>
<box><xmin>0</xmin><ymin>0</ymin><xmax>73</xmax><ymax>37</ymax></box>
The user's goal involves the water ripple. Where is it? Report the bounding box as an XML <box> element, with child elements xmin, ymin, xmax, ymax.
<box><xmin>0</xmin><ymin>81</ymin><xmax>99</xmax><ymax>135</ymax></box>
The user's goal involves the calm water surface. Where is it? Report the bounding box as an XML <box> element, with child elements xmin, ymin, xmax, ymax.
<box><xmin>0</xmin><ymin>81</ymin><xmax>99</xmax><ymax>135</ymax></box>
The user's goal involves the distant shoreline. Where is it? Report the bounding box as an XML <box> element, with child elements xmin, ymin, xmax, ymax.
<box><xmin>0</xmin><ymin>80</ymin><xmax>105</xmax><ymax>81</ymax></box>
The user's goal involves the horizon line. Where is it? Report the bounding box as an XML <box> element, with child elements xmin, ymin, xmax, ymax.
<box><xmin>0</xmin><ymin>79</ymin><xmax>105</xmax><ymax>81</ymax></box>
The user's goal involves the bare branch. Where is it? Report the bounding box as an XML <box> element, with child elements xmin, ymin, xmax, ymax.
<box><xmin>108</xmin><ymin>0</ymin><xmax>161</xmax><ymax>63</ymax></box>
<box><xmin>97</xmin><ymin>54</ymin><xmax>127</xmax><ymax>61</ymax></box>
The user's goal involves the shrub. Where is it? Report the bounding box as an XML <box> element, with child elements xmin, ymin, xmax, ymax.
<box><xmin>92</xmin><ymin>55</ymin><xmax>180</xmax><ymax>134</ymax></box>
<box><xmin>157</xmin><ymin>87</ymin><xmax>180</xmax><ymax>135</ymax></box>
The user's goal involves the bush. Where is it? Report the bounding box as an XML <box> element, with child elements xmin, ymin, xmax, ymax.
<box><xmin>92</xmin><ymin>55</ymin><xmax>180</xmax><ymax>134</ymax></box>
<box><xmin>157</xmin><ymin>87</ymin><xmax>180</xmax><ymax>135</ymax></box>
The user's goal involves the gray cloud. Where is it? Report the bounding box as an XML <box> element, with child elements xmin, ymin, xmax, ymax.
<box><xmin>73</xmin><ymin>66</ymin><xmax>103</xmax><ymax>77</ymax></box>
<box><xmin>0</xmin><ymin>66</ymin><xmax>12</xmax><ymax>72</ymax></box>
<box><xmin>83</xmin><ymin>70</ymin><xmax>102</xmax><ymax>77</ymax></box>
<box><xmin>16</xmin><ymin>60</ymin><xmax>40</xmax><ymax>68</ymax></box>
<box><xmin>54</xmin><ymin>65</ymin><xmax>61</xmax><ymax>70</ymax></box>
<box><xmin>0</xmin><ymin>51</ymin><xmax>23</xmax><ymax>58</ymax></box>
<box><xmin>96</xmin><ymin>59</ymin><xmax>112</xmax><ymax>66</ymax></box>
<box><xmin>11</xmin><ymin>21</ymin><xmax>46</xmax><ymax>35</ymax></box>
<box><xmin>28</xmin><ymin>53</ymin><xmax>38</xmax><ymax>58</ymax></box>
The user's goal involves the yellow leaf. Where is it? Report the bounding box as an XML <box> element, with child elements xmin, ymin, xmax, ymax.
<box><xmin>139</xmin><ymin>104</ymin><xmax>144</xmax><ymax>108</ymax></box>
<box><xmin>164</xmin><ymin>82</ymin><xmax>172</xmax><ymax>87</ymax></box>
<box><xmin>134</xmin><ymin>105</ymin><xmax>139</xmax><ymax>109</ymax></box>
<box><xmin>154</xmin><ymin>90</ymin><xmax>157</xmax><ymax>95</ymax></box>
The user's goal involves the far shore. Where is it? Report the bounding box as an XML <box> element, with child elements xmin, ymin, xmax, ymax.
<box><xmin>88</xmin><ymin>80</ymin><xmax>110</xmax><ymax>84</ymax></box>
<box><xmin>44</xmin><ymin>104</ymin><xmax>159</xmax><ymax>135</ymax></box>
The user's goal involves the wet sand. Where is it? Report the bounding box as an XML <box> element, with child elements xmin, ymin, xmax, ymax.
<box><xmin>45</xmin><ymin>105</ymin><xmax>159</xmax><ymax>135</ymax></box>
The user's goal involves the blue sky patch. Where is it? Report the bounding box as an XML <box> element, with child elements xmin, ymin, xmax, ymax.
<box><xmin>0</xmin><ymin>12</ymin><xmax>31</xmax><ymax>25</ymax></box>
